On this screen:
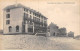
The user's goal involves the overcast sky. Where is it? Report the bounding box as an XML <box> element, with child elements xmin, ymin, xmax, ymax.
<box><xmin>0</xmin><ymin>0</ymin><xmax>80</xmax><ymax>36</ymax></box>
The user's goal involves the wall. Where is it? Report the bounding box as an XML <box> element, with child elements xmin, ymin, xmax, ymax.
<box><xmin>48</xmin><ymin>23</ymin><xmax>59</xmax><ymax>36</ymax></box>
<box><xmin>3</xmin><ymin>8</ymin><xmax>23</xmax><ymax>34</ymax></box>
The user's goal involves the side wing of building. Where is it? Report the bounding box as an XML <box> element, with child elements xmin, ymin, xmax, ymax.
<box><xmin>3</xmin><ymin>7</ymin><xmax>24</xmax><ymax>34</ymax></box>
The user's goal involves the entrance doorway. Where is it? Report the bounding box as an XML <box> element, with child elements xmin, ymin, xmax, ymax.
<box><xmin>53</xmin><ymin>32</ymin><xmax>55</xmax><ymax>36</ymax></box>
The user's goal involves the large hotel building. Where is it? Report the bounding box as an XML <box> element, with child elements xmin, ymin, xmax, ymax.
<box><xmin>3</xmin><ymin>4</ymin><xmax>48</xmax><ymax>34</ymax></box>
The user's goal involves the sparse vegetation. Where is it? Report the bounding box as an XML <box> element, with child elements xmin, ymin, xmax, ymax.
<box><xmin>74</xmin><ymin>35</ymin><xmax>80</xmax><ymax>40</ymax></box>
<box><xmin>0</xmin><ymin>35</ymin><xmax>80</xmax><ymax>50</ymax></box>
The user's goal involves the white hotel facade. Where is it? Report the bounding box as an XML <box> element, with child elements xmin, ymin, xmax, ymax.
<box><xmin>3</xmin><ymin>4</ymin><xmax>48</xmax><ymax>34</ymax></box>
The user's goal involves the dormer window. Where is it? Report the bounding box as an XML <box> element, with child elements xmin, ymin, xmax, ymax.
<box><xmin>24</xmin><ymin>8</ymin><xmax>28</xmax><ymax>12</ymax></box>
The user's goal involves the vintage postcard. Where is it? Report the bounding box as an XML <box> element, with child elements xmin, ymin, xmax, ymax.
<box><xmin>0</xmin><ymin>0</ymin><xmax>80</xmax><ymax>50</ymax></box>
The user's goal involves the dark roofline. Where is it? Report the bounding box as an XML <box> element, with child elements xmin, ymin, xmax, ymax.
<box><xmin>3</xmin><ymin>4</ymin><xmax>30</xmax><ymax>10</ymax></box>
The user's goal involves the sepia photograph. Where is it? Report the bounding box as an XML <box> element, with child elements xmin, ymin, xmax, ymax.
<box><xmin>0</xmin><ymin>0</ymin><xmax>80</xmax><ymax>50</ymax></box>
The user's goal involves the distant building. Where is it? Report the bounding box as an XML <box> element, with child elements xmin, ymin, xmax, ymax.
<box><xmin>3</xmin><ymin>4</ymin><xmax>48</xmax><ymax>34</ymax></box>
<box><xmin>48</xmin><ymin>22</ymin><xmax>67</xmax><ymax>37</ymax></box>
<box><xmin>48</xmin><ymin>22</ymin><xmax>60</xmax><ymax>36</ymax></box>
<box><xmin>59</xmin><ymin>28</ymin><xmax>67</xmax><ymax>37</ymax></box>
<box><xmin>68</xmin><ymin>31</ymin><xmax>74</xmax><ymax>37</ymax></box>
<box><xmin>74</xmin><ymin>35</ymin><xmax>80</xmax><ymax>39</ymax></box>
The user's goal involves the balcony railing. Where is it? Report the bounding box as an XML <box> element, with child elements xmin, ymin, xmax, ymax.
<box><xmin>24</xmin><ymin>17</ymin><xmax>47</xmax><ymax>26</ymax></box>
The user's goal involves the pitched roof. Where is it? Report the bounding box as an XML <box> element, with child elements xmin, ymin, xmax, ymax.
<box><xmin>48</xmin><ymin>22</ymin><xmax>58</xmax><ymax>28</ymax></box>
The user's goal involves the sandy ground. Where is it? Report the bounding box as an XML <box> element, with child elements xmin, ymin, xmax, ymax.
<box><xmin>0</xmin><ymin>34</ymin><xmax>80</xmax><ymax>50</ymax></box>
<box><xmin>0</xmin><ymin>35</ymin><xmax>2</xmax><ymax>50</ymax></box>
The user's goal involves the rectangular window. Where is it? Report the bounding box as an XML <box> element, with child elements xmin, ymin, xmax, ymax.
<box><xmin>26</xmin><ymin>9</ymin><xmax>28</xmax><ymax>12</ymax></box>
<box><xmin>6</xmin><ymin>20</ymin><xmax>10</xmax><ymax>24</ymax></box>
<box><xmin>35</xmin><ymin>13</ymin><xmax>36</xmax><ymax>16</ymax></box>
<box><xmin>30</xmin><ymin>11</ymin><xmax>31</xmax><ymax>14</ymax></box>
<box><xmin>24</xmin><ymin>13</ymin><xmax>28</xmax><ymax>18</ymax></box>
<box><xmin>28</xmin><ymin>28</ymin><xmax>33</xmax><ymax>32</ymax></box>
<box><xmin>24</xmin><ymin>13</ymin><xmax>26</xmax><ymax>17</ymax></box>
<box><xmin>24</xmin><ymin>8</ymin><xmax>28</xmax><ymax>12</ymax></box>
<box><xmin>6</xmin><ymin>9</ymin><xmax>10</xmax><ymax>12</ymax></box>
<box><xmin>39</xmin><ymin>15</ymin><xmax>40</xmax><ymax>18</ymax></box>
<box><xmin>30</xmin><ymin>15</ymin><xmax>32</xmax><ymax>19</ymax></box>
<box><xmin>6</xmin><ymin>14</ymin><xmax>10</xmax><ymax>18</ymax></box>
<box><xmin>24</xmin><ymin>8</ymin><xmax>26</xmax><ymax>11</ymax></box>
